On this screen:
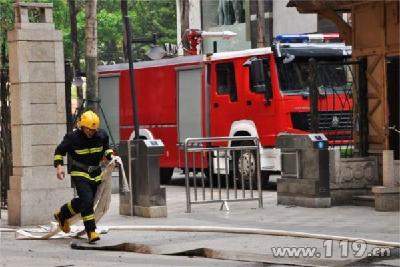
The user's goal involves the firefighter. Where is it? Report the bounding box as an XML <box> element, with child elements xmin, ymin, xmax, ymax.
<box><xmin>53</xmin><ymin>110</ymin><xmax>113</xmax><ymax>244</ymax></box>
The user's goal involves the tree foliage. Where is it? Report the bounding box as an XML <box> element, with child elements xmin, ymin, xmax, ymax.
<box><xmin>0</xmin><ymin>0</ymin><xmax>14</xmax><ymax>67</ymax></box>
<box><xmin>0</xmin><ymin>0</ymin><xmax>177</xmax><ymax>64</ymax></box>
<box><xmin>0</xmin><ymin>0</ymin><xmax>13</xmax><ymax>33</ymax></box>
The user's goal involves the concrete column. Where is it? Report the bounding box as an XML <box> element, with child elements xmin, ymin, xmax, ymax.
<box><xmin>372</xmin><ymin>150</ymin><xmax>400</xmax><ymax>211</ymax></box>
<box><xmin>383</xmin><ymin>150</ymin><xmax>395</xmax><ymax>187</ymax></box>
<box><xmin>7</xmin><ymin>2</ymin><xmax>73</xmax><ymax>226</ymax></box>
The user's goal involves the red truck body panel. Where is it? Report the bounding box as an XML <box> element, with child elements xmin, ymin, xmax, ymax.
<box><xmin>98</xmin><ymin>46</ymin><xmax>352</xmax><ymax>169</ymax></box>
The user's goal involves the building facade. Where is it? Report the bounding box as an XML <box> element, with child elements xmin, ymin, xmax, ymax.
<box><xmin>177</xmin><ymin>0</ymin><xmax>330</xmax><ymax>54</ymax></box>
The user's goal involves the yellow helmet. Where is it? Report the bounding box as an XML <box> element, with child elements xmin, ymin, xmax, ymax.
<box><xmin>79</xmin><ymin>110</ymin><xmax>100</xmax><ymax>130</ymax></box>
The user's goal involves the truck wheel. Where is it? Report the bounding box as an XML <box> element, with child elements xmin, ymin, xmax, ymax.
<box><xmin>159</xmin><ymin>168</ymin><xmax>174</xmax><ymax>184</ymax></box>
<box><xmin>233</xmin><ymin>141</ymin><xmax>257</xmax><ymax>189</ymax></box>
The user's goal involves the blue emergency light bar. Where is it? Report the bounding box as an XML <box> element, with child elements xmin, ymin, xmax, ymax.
<box><xmin>275</xmin><ymin>33</ymin><xmax>341</xmax><ymax>43</ymax></box>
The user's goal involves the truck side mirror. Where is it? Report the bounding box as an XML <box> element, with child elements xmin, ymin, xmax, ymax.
<box><xmin>247</xmin><ymin>58</ymin><xmax>273</xmax><ymax>103</ymax></box>
<box><xmin>250</xmin><ymin>59</ymin><xmax>267</xmax><ymax>93</ymax></box>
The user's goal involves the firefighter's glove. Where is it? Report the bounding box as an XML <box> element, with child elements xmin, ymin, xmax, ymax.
<box><xmin>111</xmin><ymin>155</ymin><xmax>120</xmax><ymax>168</ymax></box>
<box><xmin>105</xmin><ymin>153</ymin><xmax>113</xmax><ymax>161</ymax></box>
<box><xmin>56</xmin><ymin>165</ymin><xmax>65</xmax><ymax>180</ymax></box>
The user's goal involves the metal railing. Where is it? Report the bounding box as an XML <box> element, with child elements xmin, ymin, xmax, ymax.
<box><xmin>183</xmin><ymin>136</ymin><xmax>263</xmax><ymax>213</ymax></box>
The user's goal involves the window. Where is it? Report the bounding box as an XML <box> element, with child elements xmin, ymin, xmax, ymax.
<box><xmin>202</xmin><ymin>0</ymin><xmax>245</xmax><ymax>28</ymax></box>
<box><xmin>216</xmin><ymin>62</ymin><xmax>237</xmax><ymax>102</ymax></box>
<box><xmin>276</xmin><ymin>58</ymin><xmax>350</xmax><ymax>94</ymax></box>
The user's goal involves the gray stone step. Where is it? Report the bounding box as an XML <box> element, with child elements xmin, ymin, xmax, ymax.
<box><xmin>352</xmin><ymin>195</ymin><xmax>375</xmax><ymax>207</ymax></box>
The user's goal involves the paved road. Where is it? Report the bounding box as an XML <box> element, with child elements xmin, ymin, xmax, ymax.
<box><xmin>1</xmin><ymin>186</ymin><xmax>399</xmax><ymax>267</ymax></box>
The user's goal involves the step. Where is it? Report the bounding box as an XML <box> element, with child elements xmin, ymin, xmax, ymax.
<box><xmin>352</xmin><ymin>195</ymin><xmax>375</xmax><ymax>207</ymax></box>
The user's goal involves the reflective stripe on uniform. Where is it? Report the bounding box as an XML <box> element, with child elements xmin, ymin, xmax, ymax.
<box><xmin>74</xmin><ymin>146</ymin><xmax>103</xmax><ymax>155</ymax></box>
<box><xmin>82</xmin><ymin>214</ymin><xmax>95</xmax><ymax>222</ymax></box>
<box><xmin>90</xmin><ymin>147</ymin><xmax>103</xmax><ymax>153</ymax></box>
<box><xmin>104</xmin><ymin>149</ymin><xmax>113</xmax><ymax>156</ymax></box>
<box><xmin>70</xmin><ymin>171</ymin><xmax>102</xmax><ymax>182</ymax></box>
<box><xmin>54</xmin><ymin>155</ymin><xmax>63</xmax><ymax>161</ymax></box>
<box><xmin>67</xmin><ymin>201</ymin><xmax>76</xmax><ymax>215</ymax></box>
<box><xmin>75</xmin><ymin>148</ymin><xmax>89</xmax><ymax>154</ymax></box>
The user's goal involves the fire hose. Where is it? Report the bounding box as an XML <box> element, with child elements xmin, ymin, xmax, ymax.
<box><xmin>5</xmin><ymin>156</ymin><xmax>398</xmax><ymax>248</ymax></box>
<box><xmin>9</xmin><ymin>224</ymin><xmax>400</xmax><ymax>248</ymax></box>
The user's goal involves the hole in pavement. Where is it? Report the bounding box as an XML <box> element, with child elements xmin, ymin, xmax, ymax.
<box><xmin>71</xmin><ymin>241</ymin><xmax>367</xmax><ymax>267</ymax></box>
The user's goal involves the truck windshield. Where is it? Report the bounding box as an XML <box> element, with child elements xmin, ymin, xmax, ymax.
<box><xmin>276</xmin><ymin>58</ymin><xmax>351</xmax><ymax>94</ymax></box>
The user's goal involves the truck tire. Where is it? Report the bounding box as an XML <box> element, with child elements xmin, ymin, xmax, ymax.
<box><xmin>159</xmin><ymin>168</ymin><xmax>173</xmax><ymax>184</ymax></box>
<box><xmin>233</xmin><ymin>140</ymin><xmax>257</xmax><ymax>190</ymax></box>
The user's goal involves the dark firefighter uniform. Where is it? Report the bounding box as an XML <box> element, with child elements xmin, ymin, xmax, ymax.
<box><xmin>53</xmin><ymin>117</ymin><xmax>113</xmax><ymax>239</ymax></box>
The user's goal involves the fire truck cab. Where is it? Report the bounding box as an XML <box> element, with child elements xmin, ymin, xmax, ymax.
<box><xmin>98</xmin><ymin>33</ymin><xmax>352</xmax><ymax>185</ymax></box>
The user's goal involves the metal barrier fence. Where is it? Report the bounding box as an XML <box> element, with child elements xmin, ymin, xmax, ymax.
<box><xmin>184</xmin><ymin>136</ymin><xmax>263</xmax><ymax>213</ymax></box>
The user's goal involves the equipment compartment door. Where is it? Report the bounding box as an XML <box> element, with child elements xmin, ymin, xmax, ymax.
<box><xmin>99</xmin><ymin>75</ymin><xmax>120</xmax><ymax>145</ymax></box>
<box><xmin>177</xmin><ymin>67</ymin><xmax>203</xmax><ymax>143</ymax></box>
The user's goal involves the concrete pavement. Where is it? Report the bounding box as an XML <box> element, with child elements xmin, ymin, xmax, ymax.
<box><xmin>1</xmin><ymin>185</ymin><xmax>399</xmax><ymax>267</ymax></box>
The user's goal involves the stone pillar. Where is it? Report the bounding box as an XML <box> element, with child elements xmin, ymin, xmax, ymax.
<box><xmin>372</xmin><ymin>150</ymin><xmax>400</xmax><ymax>211</ymax></box>
<box><xmin>383</xmin><ymin>150</ymin><xmax>396</xmax><ymax>187</ymax></box>
<box><xmin>7</xmin><ymin>2</ymin><xmax>73</xmax><ymax>226</ymax></box>
<box><xmin>276</xmin><ymin>134</ymin><xmax>331</xmax><ymax>208</ymax></box>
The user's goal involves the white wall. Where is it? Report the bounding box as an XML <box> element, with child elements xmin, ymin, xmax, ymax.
<box><xmin>176</xmin><ymin>0</ymin><xmax>182</xmax><ymax>54</ymax></box>
<box><xmin>189</xmin><ymin>0</ymin><xmax>201</xmax><ymax>29</ymax></box>
<box><xmin>176</xmin><ymin>0</ymin><xmax>202</xmax><ymax>55</ymax></box>
<box><xmin>273</xmin><ymin>0</ymin><xmax>317</xmax><ymax>35</ymax></box>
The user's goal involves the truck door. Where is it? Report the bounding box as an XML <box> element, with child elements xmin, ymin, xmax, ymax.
<box><xmin>209</xmin><ymin>61</ymin><xmax>239</xmax><ymax>137</ymax></box>
<box><xmin>246</xmin><ymin>56</ymin><xmax>277</xmax><ymax>145</ymax></box>
<box><xmin>99</xmin><ymin>75</ymin><xmax>120</xmax><ymax>146</ymax></box>
<box><xmin>209</xmin><ymin>56</ymin><xmax>277</xmax><ymax>146</ymax></box>
<box><xmin>177</xmin><ymin>66</ymin><xmax>203</xmax><ymax>143</ymax></box>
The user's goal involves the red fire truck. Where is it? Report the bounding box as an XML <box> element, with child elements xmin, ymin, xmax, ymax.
<box><xmin>98</xmin><ymin>33</ymin><xmax>352</xmax><ymax>185</ymax></box>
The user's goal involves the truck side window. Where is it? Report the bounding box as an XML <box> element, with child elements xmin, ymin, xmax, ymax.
<box><xmin>216</xmin><ymin>62</ymin><xmax>238</xmax><ymax>102</ymax></box>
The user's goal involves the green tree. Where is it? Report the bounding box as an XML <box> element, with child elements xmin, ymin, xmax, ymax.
<box><xmin>97</xmin><ymin>0</ymin><xmax>177</xmax><ymax>62</ymax></box>
<box><xmin>0</xmin><ymin>0</ymin><xmax>16</xmax><ymax>60</ymax></box>
<box><xmin>75</xmin><ymin>0</ymin><xmax>177</xmax><ymax>63</ymax></box>
<box><xmin>85</xmin><ymin>0</ymin><xmax>98</xmax><ymax>108</ymax></box>
<box><xmin>97</xmin><ymin>9</ymin><xmax>123</xmax><ymax>63</ymax></box>
<box><xmin>130</xmin><ymin>1</ymin><xmax>176</xmax><ymax>50</ymax></box>
<box><xmin>0</xmin><ymin>0</ymin><xmax>73</xmax><ymax>58</ymax></box>
<box><xmin>0</xmin><ymin>0</ymin><xmax>177</xmax><ymax>64</ymax></box>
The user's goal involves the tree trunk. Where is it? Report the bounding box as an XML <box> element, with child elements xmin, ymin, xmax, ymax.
<box><xmin>256</xmin><ymin>0</ymin><xmax>266</xmax><ymax>48</ymax></box>
<box><xmin>85</xmin><ymin>0</ymin><xmax>98</xmax><ymax>110</ymax></box>
<box><xmin>68</xmin><ymin>0</ymin><xmax>83</xmax><ymax>109</ymax></box>
<box><xmin>179</xmin><ymin>0</ymin><xmax>189</xmax><ymax>39</ymax></box>
<box><xmin>121</xmin><ymin>0</ymin><xmax>128</xmax><ymax>62</ymax></box>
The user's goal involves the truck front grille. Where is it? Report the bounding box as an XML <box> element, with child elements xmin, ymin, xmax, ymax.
<box><xmin>291</xmin><ymin>111</ymin><xmax>353</xmax><ymax>132</ymax></box>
